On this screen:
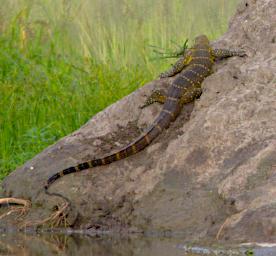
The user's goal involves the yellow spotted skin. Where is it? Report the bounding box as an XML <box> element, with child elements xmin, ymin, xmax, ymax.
<box><xmin>44</xmin><ymin>35</ymin><xmax>246</xmax><ymax>192</ymax></box>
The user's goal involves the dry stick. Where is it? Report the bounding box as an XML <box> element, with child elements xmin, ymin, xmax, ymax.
<box><xmin>0</xmin><ymin>195</ymin><xmax>70</xmax><ymax>228</ymax></box>
<box><xmin>42</xmin><ymin>187</ymin><xmax>73</xmax><ymax>227</ymax></box>
<box><xmin>20</xmin><ymin>189</ymin><xmax>72</xmax><ymax>228</ymax></box>
<box><xmin>0</xmin><ymin>197</ymin><xmax>31</xmax><ymax>207</ymax></box>
<box><xmin>0</xmin><ymin>197</ymin><xmax>31</xmax><ymax>220</ymax></box>
<box><xmin>22</xmin><ymin>202</ymin><xmax>70</xmax><ymax>228</ymax></box>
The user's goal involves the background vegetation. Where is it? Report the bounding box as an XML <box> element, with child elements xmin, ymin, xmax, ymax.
<box><xmin>0</xmin><ymin>0</ymin><xmax>239</xmax><ymax>179</ymax></box>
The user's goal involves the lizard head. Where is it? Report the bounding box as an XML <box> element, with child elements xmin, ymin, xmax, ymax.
<box><xmin>194</xmin><ymin>35</ymin><xmax>209</xmax><ymax>45</ymax></box>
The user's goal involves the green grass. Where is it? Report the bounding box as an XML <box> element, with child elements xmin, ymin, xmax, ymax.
<box><xmin>0</xmin><ymin>0</ymin><xmax>239</xmax><ymax>179</ymax></box>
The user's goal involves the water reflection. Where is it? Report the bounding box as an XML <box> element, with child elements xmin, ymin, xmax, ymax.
<box><xmin>0</xmin><ymin>231</ymin><xmax>275</xmax><ymax>256</ymax></box>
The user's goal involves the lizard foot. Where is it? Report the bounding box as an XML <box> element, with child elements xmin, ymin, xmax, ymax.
<box><xmin>140</xmin><ymin>89</ymin><xmax>166</xmax><ymax>109</ymax></box>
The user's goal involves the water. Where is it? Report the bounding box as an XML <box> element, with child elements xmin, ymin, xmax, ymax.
<box><xmin>0</xmin><ymin>231</ymin><xmax>275</xmax><ymax>256</ymax></box>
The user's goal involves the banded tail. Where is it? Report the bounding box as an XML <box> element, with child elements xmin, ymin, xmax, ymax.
<box><xmin>44</xmin><ymin>109</ymin><xmax>175</xmax><ymax>191</ymax></box>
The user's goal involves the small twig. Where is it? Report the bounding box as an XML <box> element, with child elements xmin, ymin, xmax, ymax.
<box><xmin>0</xmin><ymin>196</ymin><xmax>71</xmax><ymax>229</ymax></box>
<box><xmin>0</xmin><ymin>197</ymin><xmax>31</xmax><ymax>220</ymax></box>
<box><xmin>0</xmin><ymin>197</ymin><xmax>31</xmax><ymax>207</ymax></box>
<box><xmin>22</xmin><ymin>202</ymin><xmax>70</xmax><ymax>228</ymax></box>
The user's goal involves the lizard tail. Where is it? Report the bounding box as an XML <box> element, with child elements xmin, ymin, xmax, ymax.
<box><xmin>44</xmin><ymin>108</ymin><xmax>174</xmax><ymax>192</ymax></box>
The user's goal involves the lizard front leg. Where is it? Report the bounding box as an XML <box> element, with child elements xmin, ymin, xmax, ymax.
<box><xmin>140</xmin><ymin>89</ymin><xmax>167</xmax><ymax>109</ymax></box>
<box><xmin>159</xmin><ymin>49</ymin><xmax>193</xmax><ymax>78</ymax></box>
<box><xmin>212</xmin><ymin>48</ymin><xmax>246</xmax><ymax>59</ymax></box>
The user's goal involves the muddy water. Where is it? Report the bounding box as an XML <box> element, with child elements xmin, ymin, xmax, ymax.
<box><xmin>0</xmin><ymin>231</ymin><xmax>275</xmax><ymax>256</ymax></box>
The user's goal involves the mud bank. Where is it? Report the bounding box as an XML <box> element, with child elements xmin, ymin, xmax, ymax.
<box><xmin>1</xmin><ymin>0</ymin><xmax>276</xmax><ymax>243</ymax></box>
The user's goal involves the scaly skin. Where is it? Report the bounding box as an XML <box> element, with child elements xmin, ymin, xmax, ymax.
<box><xmin>45</xmin><ymin>35</ymin><xmax>245</xmax><ymax>192</ymax></box>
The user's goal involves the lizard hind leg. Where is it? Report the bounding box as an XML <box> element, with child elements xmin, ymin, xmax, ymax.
<box><xmin>179</xmin><ymin>87</ymin><xmax>202</xmax><ymax>106</ymax></box>
<box><xmin>140</xmin><ymin>89</ymin><xmax>167</xmax><ymax>109</ymax></box>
